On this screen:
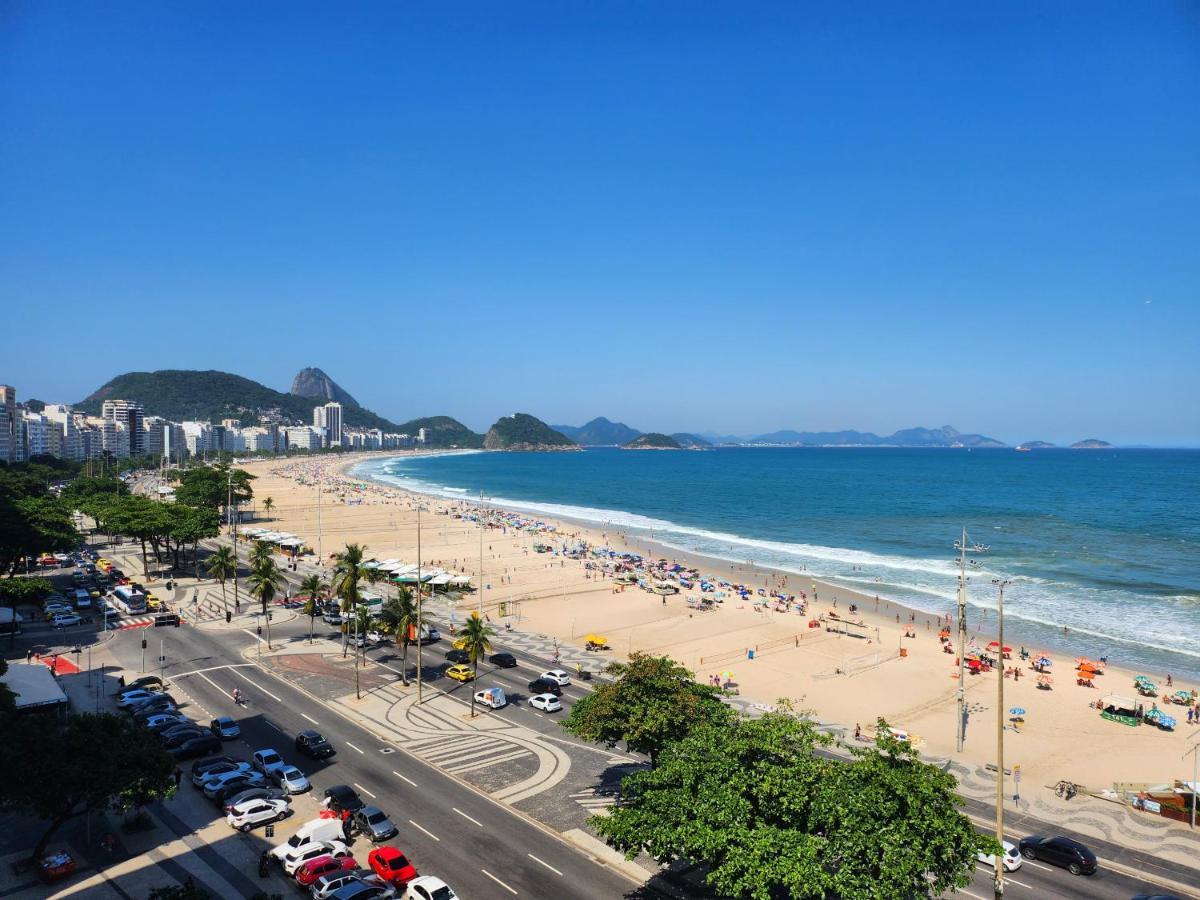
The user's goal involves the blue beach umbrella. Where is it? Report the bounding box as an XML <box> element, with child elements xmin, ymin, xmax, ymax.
<box><xmin>1009</xmin><ymin>707</ymin><xmax>1026</xmax><ymax>716</ymax></box>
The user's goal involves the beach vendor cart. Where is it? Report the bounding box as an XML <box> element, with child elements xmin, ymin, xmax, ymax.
<box><xmin>37</xmin><ymin>851</ymin><xmax>76</xmax><ymax>884</ymax></box>
<box><xmin>1098</xmin><ymin>694</ymin><xmax>1141</xmax><ymax>727</ymax></box>
<box><xmin>584</xmin><ymin>634</ymin><xmax>609</xmax><ymax>651</ymax></box>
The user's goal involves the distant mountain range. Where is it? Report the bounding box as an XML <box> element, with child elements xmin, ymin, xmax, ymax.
<box><xmin>698</xmin><ymin>425</ymin><xmax>1007</xmax><ymax>448</ymax></box>
<box><xmin>552</xmin><ymin>417</ymin><xmax>642</xmax><ymax>446</ymax></box>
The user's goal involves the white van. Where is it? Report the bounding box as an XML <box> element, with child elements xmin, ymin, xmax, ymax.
<box><xmin>269</xmin><ymin>818</ymin><xmax>344</xmax><ymax>859</ymax></box>
<box><xmin>73</xmin><ymin>588</ymin><xmax>92</xmax><ymax>609</ymax></box>
<box><xmin>474</xmin><ymin>687</ymin><xmax>507</xmax><ymax>709</ymax></box>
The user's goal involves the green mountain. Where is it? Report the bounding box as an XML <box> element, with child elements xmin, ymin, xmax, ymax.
<box><xmin>671</xmin><ymin>432</ymin><xmax>711</xmax><ymax>448</ymax></box>
<box><xmin>552</xmin><ymin>417</ymin><xmax>642</xmax><ymax>446</ymax></box>
<box><xmin>1070</xmin><ymin>439</ymin><xmax>1112</xmax><ymax>449</ymax></box>
<box><xmin>484</xmin><ymin>414</ymin><xmax>579</xmax><ymax>451</ymax></box>
<box><xmin>75</xmin><ymin>369</ymin><xmax>482</xmax><ymax>447</ymax></box>
<box><xmin>623</xmin><ymin>433</ymin><xmax>682</xmax><ymax>449</ymax></box>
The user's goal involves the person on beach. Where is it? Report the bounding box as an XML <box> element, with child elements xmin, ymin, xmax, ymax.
<box><xmin>1166</xmin><ymin>673</ymin><xmax>1173</xmax><ymax>687</ymax></box>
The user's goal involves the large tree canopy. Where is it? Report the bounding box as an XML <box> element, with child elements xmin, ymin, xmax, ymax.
<box><xmin>173</xmin><ymin>463</ymin><xmax>254</xmax><ymax>513</ymax></box>
<box><xmin>560</xmin><ymin>652</ymin><xmax>732</xmax><ymax>764</ymax></box>
<box><xmin>594</xmin><ymin>712</ymin><xmax>991</xmax><ymax>900</ymax></box>
<box><xmin>0</xmin><ymin>466</ymin><xmax>78</xmax><ymax>576</ymax></box>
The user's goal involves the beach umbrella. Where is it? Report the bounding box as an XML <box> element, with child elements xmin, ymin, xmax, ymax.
<box><xmin>1036</xmin><ymin>656</ymin><xmax>1052</xmax><ymax>667</ymax></box>
<box><xmin>719</xmin><ymin>671</ymin><xmax>734</xmax><ymax>682</ymax></box>
<box><xmin>1009</xmin><ymin>707</ymin><xmax>1026</xmax><ymax>716</ymax></box>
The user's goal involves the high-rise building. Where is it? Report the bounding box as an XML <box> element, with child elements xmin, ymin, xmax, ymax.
<box><xmin>313</xmin><ymin>402</ymin><xmax>343</xmax><ymax>447</ymax></box>
<box><xmin>0</xmin><ymin>385</ymin><xmax>15</xmax><ymax>464</ymax></box>
<box><xmin>102</xmin><ymin>399</ymin><xmax>145</xmax><ymax>457</ymax></box>
<box><xmin>20</xmin><ymin>411</ymin><xmax>51</xmax><ymax>458</ymax></box>
<box><xmin>44</xmin><ymin>405</ymin><xmax>84</xmax><ymax>460</ymax></box>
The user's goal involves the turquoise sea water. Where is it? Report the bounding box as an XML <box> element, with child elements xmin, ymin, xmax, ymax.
<box><xmin>352</xmin><ymin>448</ymin><xmax>1200</xmax><ymax>680</ymax></box>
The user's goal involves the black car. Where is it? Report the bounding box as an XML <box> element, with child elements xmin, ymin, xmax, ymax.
<box><xmin>211</xmin><ymin>773</ymin><xmax>268</xmax><ymax>803</ymax></box>
<box><xmin>190</xmin><ymin>755</ymin><xmax>238</xmax><ymax>781</ymax></box>
<box><xmin>129</xmin><ymin>694</ymin><xmax>177</xmax><ymax>715</ymax></box>
<box><xmin>170</xmin><ymin>735</ymin><xmax>222</xmax><ymax>760</ymax></box>
<box><xmin>490</xmin><ymin>652</ymin><xmax>517</xmax><ymax>668</ymax></box>
<box><xmin>1018</xmin><ymin>835</ymin><xmax>1097</xmax><ymax>875</ymax></box>
<box><xmin>295</xmin><ymin>730</ymin><xmax>335</xmax><ymax>759</ymax></box>
<box><xmin>223</xmin><ymin>786</ymin><xmax>288</xmax><ymax>813</ymax></box>
<box><xmin>528</xmin><ymin>677</ymin><xmax>563</xmax><ymax>697</ymax></box>
<box><xmin>323</xmin><ymin>784</ymin><xmax>364</xmax><ymax>814</ymax></box>
<box><xmin>162</xmin><ymin>728</ymin><xmax>209</xmax><ymax>750</ymax></box>
<box><xmin>124</xmin><ymin>675</ymin><xmax>165</xmax><ymax>692</ymax></box>
<box><xmin>445</xmin><ymin>649</ymin><xmax>470</xmax><ymax>664</ymax></box>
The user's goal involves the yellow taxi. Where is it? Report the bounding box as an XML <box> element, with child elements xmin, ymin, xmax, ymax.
<box><xmin>145</xmin><ymin>594</ymin><xmax>163</xmax><ymax>610</ymax></box>
<box><xmin>452</xmin><ymin>636</ymin><xmax>469</xmax><ymax>650</ymax></box>
<box><xmin>445</xmin><ymin>664</ymin><xmax>475</xmax><ymax>683</ymax></box>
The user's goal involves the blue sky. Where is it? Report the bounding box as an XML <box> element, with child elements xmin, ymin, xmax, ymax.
<box><xmin>2</xmin><ymin>2</ymin><xmax>1197</xmax><ymax>445</ymax></box>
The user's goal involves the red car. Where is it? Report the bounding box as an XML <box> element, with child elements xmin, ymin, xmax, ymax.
<box><xmin>367</xmin><ymin>846</ymin><xmax>418</xmax><ymax>885</ymax></box>
<box><xmin>295</xmin><ymin>854</ymin><xmax>357</xmax><ymax>887</ymax></box>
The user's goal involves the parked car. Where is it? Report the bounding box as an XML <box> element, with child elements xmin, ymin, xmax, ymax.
<box><xmin>296</xmin><ymin>730</ymin><xmax>336</xmax><ymax>759</ymax></box>
<box><xmin>222</xmin><ymin>785</ymin><xmax>288</xmax><ymax>813</ymax></box>
<box><xmin>489</xmin><ymin>652</ymin><xmax>517</xmax><ymax>668</ymax></box>
<box><xmin>528</xmin><ymin>693</ymin><xmax>563</xmax><ymax>713</ymax></box>
<box><xmin>136</xmin><ymin>703</ymin><xmax>179</xmax><ymax>722</ymax></box>
<box><xmin>353</xmin><ymin>806</ymin><xmax>399</xmax><ymax>842</ymax></box>
<box><xmin>404</xmin><ymin>875</ymin><xmax>459</xmax><ymax>900</ymax></box>
<box><xmin>253</xmin><ymin>748</ymin><xmax>287</xmax><ymax>776</ymax></box>
<box><xmin>977</xmin><ymin>839</ymin><xmax>1023</xmax><ymax>872</ymax></box>
<box><xmin>227</xmin><ymin>797</ymin><xmax>291</xmax><ymax>832</ymax></box>
<box><xmin>311</xmin><ymin>871</ymin><xmax>369</xmax><ymax>900</ymax></box>
<box><xmin>190</xmin><ymin>757</ymin><xmax>244</xmax><ymax>785</ymax></box>
<box><xmin>331</xmin><ymin>882</ymin><xmax>391</xmax><ymax>900</ymax></box>
<box><xmin>444</xmin><ymin>664</ymin><xmax>474</xmax><ymax>683</ymax></box>
<box><xmin>210</xmin><ymin>773</ymin><xmax>269</xmax><ymax>804</ymax></box>
<box><xmin>117</xmin><ymin>689</ymin><xmax>160</xmax><ymax>709</ymax></box>
<box><xmin>171</xmin><ymin>734</ymin><xmax>223</xmax><ymax>760</ymax></box>
<box><xmin>367</xmin><ymin>846</ymin><xmax>418</xmax><ymax>886</ymax></box>
<box><xmin>124</xmin><ymin>675</ymin><xmax>164</xmax><ymax>692</ymax></box>
<box><xmin>204</xmin><ymin>769</ymin><xmax>267</xmax><ymax>799</ymax></box>
<box><xmin>323</xmin><ymin>612</ymin><xmax>344</xmax><ymax>626</ymax></box>
<box><xmin>527</xmin><ymin>677</ymin><xmax>562</xmax><ymax>697</ymax></box>
<box><xmin>295</xmin><ymin>854</ymin><xmax>358</xmax><ymax>887</ymax></box>
<box><xmin>210</xmin><ymin>716</ymin><xmax>241</xmax><ymax>739</ymax></box>
<box><xmin>539</xmin><ymin>669</ymin><xmax>571</xmax><ymax>686</ymax></box>
<box><xmin>51</xmin><ymin>613</ymin><xmax>82</xmax><ymax>628</ymax></box>
<box><xmin>281</xmin><ymin>841</ymin><xmax>352</xmax><ymax>877</ymax></box>
<box><xmin>143</xmin><ymin>712</ymin><xmax>188</xmax><ymax>732</ymax></box>
<box><xmin>162</xmin><ymin>728</ymin><xmax>210</xmax><ymax>750</ymax></box>
<box><xmin>443</xmin><ymin>649</ymin><xmax>470</xmax><ymax>665</ymax></box>
<box><xmin>272</xmin><ymin>765</ymin><xmax>311</xmax><ymax>794</ymax></box>
<box><xmin>1018</xmin><ymin>835</ymin><xmax>1097</xmax><ymax>875</ymax></box>
<box><xmin>129</xmin><ymin>693</ymin><xmax>177</xmax><ymax>714</ymax></box>
<box><xmin>272</xmin><ymin>818</ymin><xmax>346</xmax><ymax>861</ymax></box>
<box><xmin>322</xmin><ymin>784</ymin><xmax>364</xmax><ymax>815</ymax></box>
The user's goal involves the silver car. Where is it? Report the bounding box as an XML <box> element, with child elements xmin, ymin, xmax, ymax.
<box><xmin>353</xmin><ymin>805</ymin><xmax>398</xmax><ymax>842</ymax></box>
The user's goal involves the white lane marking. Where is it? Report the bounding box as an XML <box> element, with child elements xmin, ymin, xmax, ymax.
<box><xmin>481</xmin><ymin>869</ymin><xmax>517</xmax><ymax>895</ymax></box>
<box><xmin>346</xmin><ymin>741</ymin><xmax>364</xmax><ymax>754</ymax></box>
<box><xmin>1005</xmin><ymin>878</ymin><xmax>1034</xmax><ymax>889</ymax></box>
<box><xmin>172</xmin><ymin>663</ymin><xmax>255</xmax><ymax>678</ymax></box>
<box><xmin>301</xmin><ymin>713</ymin><xmax>318</xmax><ymax>724</ymax></box>
<box><xmin>353</xmin><ymin>782</ymin><xmax>377</xmax><ymax>799</ymax></box>
<box><xmin>240</xmin><ymin>628</ymin><xmax>265</xmax><ymax>644</ymax></box>
<box><xmin>1022</xmin><ymin>860</ymin><xmax>1054</xmax><ymax>872</ymax></box>
<box><xmin>453</xmin><ymin>807</ymin><xmax>483</xmax><ymax>827</ymax></box>
<box><xmin>264</xmin><ymin>721</ymin><xmax>283</xmax><ymax>733</ymax></box>
<box><xmin>392</xmin><ymin>770</ymin><xmax>417</xmax><ymax>787</ymax></box>
<box><xmin>408</xmin><ymin>819</ymin><xmax>439</xmax><ymax>841</ymax></box>
<box><xmin>230</xmin><ymin>668</ymin><xmax>283</xmax><ymax>702</ymax></box>
<box><xmin>955</xmin><ymin>890</ymin><xmax>987</xmax><ymax>900</ymax></box>
<box><xmin>527</xmin><ymin>853</ymin><xmax>563</xmax><ymax>876</ymax></box>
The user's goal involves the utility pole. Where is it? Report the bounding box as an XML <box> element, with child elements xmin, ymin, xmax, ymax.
<box><xmin>416</xmin><ymin>500</ymin><xmax>423</xmax><ymax>704</ymax></box>
<box><xmin>478</xmin><ymin>490</ymin><xmax>485</xmax><ymax>617</ymax></box>
<box><xmin>1184</xmin><ymin>736</ymin><xmax>1200</xmax><ymax>830</ymax></box>
<box><xmin>954</xmin><ymin>527</ymin><xmax>987</xmax><ymax>752</ymax></box>
<box><xmin>230</xmin><ymin>471</ymin><xmax>240</xmax><ymax>613</ymax></box>
<box><xmin>317</xmin><ymin>482</ymin><xmax>323</xmax><ymax>564</ymax></box>
<box><xmin>992</xmin><ymin>577</ymin><xmax>1011</xmax><ymax>900</ymax></box>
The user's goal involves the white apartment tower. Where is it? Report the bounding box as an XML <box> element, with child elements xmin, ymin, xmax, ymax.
<box><xmin>313</xmin><ymin>402</ymin><xmax>343</xmax><ymax>447</ymax></box>
<box><xmin>0</xmin><ymin>385</ymin><xmax>15</xmax><ymax>464</ymax></box>
<box><xmin>102</xmin><ymin>399</ymin><xmax>145</xmax><ymax>457</ymax></box>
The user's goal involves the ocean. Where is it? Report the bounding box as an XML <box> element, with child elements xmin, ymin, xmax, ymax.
<box><xmin>351</xmin><ymin>447</ymin><xmax>1200</xmax><ymax>680</ymax></box>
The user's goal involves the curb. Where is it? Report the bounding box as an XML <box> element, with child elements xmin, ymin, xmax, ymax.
<box><xmin>238</xmin><ymin>645</ymin><xmax>657</xmax><ymax>889</ymax></box>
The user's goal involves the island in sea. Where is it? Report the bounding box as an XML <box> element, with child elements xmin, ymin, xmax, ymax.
<box><xmin>622</xmin><ymin>433</ymin><xmax>682</xmax><ymax>450</ymax></box>
<box><xmin>1070</xmin><ymin>438</ymin><xmax>1113</xmax><ymax>449</ymax></box>
<box><xmin>483</xmin><ymin>413</ymin><xmax>580</xmax><ymax>451</ymax></box>
<box><xmin>1016</xmin><ymin>441</ymin><xmax>1056</xmax><ymax>450</ymax></box>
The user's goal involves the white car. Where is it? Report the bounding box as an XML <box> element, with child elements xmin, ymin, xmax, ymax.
<box><xmin>117</xmin><ymin>690</ymin><xmax>158</xmax><ymax>709</ymax></box>
<box><xmin>540</xmin><ymin>669</ymin><xmax>571</xmax><ymax>686</ymax></box>
<box><xmin>280</xmin><ymin>840</ymin><xmax>351</xmax><ymax>876</ymax></box>
<box><xmin>405</xmin><ymin>875</ymin><xmax>459</xmax><ymax>900</ymax></box>
<box><xmin>203</xmin><ymin>769</ymin><xmax>261</xmax><ymax>798</ymax></box>
<box><xmin>272</xmin><ymin>765</ymin><xmax>311</xmax><ymax>794</ymax></box>
<box><xmin>226</xmin><ymin>798</ymin><xmax>291</xmax><ymax>832</ymax></box>
<box><xmin>528</xmin><ymin>693</ymin><xmax>563</xmax><ymax>713</ymax></box>
<box><xmin>252</xmin><ymin>748</ymin><xmax>287</xmax><ymax>776</ymax></box>
<box><xmin>143</xmin><ymin>712</ymin><xmax>187</xmax><ymax>730</ymax></box>
<box><xmin>310</xmin><ymin>872</ymin><xmax>365</xmax><ymax>899</ymax></box>
<box><xmin>977</xmin><ymin>840</ymin><xmax>1023</xmax><ymax>872</ymax></box>
<box><xmin>51</xmin><ymin>613</ymin><xmax>82</xmax><ymax>628</ymax></box>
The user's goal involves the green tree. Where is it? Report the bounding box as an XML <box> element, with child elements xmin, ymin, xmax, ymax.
<box><xmin>246</xmin><ymin>557</ymin><xmax>282</xmax><ymax>649</ymax></box>
<box><xmin>0</xmin><ymin>577</ymin><xmax>53</xmax><ymax>649</ymax></box>
<box><xmin>0</xmin><ymin>467</ymin><xmax>78</xmax><ymax>576</ymax></box>
<box><xmin>298</xmin><ymin>574</ymin><xmax>325</xmax><ymax>644</ymax></box>
<box><xmin>204</xmin><ymin>545</ymin><xmax>237</xmax><ymax>613</ymax></box>
<box><xmin>458</xmin><ymin>612</ymin><xmax>494</xmax><ymax>717</ymax></box>
<box><xmin>561</xmin><ymin>653</ymin><xmax>732</xmax><ymax>766</ymax></box>
<box><xmin>331</xmin><ymin>544</ymin><xmax>369</xmax><ymax>658</ymax></box>
<box><xmin>248</xmin><ymin>540</ymin><xmax>274</xmax><ymax>570</ymax></box>
<box><xmin>174</xmin><ymin>463</ymin><xmax>254</xmax><ymax>515</ymax></box>
<box><xmin>262</xmin><ymin>496</ymin><xmax>274</xmax><ymax>519</ymax></box>
<box><xmin>0</xmin><ymin>713</ymin><xmax>175</xmax><ymax>861</ymax></box>
<box><xmin>379</xmin><ymin>587</ymin><xmax>417</xmax><ymax>685</ymax></box>
<box><xmin>593</xmin><ymin>711</ymin><xmax>991</xmax><ymax>900</ymax></box>
<box><xmin>168</xmin><ymin>505</ymin><xmax>220</xmax><ymax>578</ymax></box>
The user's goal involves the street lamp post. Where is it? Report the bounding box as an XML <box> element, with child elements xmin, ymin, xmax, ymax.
<box><xmin>954</xmin><ymin>528</ymin><xmax>987</xmax><ymax>752</ymax></box>
<box><xmin>1184</xmin><ymin>737</ymin><xmax>1200</xmax><ymax>830</ymax></box>
<box><xmin>992</xmin><ymin>577</ymin><xmax>1011</xmax><ymax>900</ymax></box>
<box><xmin>416</xmin><ymin>501</ymin><xmax>423</xmax><ymax>704</ymax></box>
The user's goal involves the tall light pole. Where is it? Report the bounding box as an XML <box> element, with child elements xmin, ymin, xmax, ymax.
<box><xmin>954</xmin><ymin>528</ymin><xmax>988</xmax><ymax>752</ymax></box>
<box><xmin>992</xmin><ymin>577</ymin><xmax>1011</xmax><ymax>900</ymax></box>
<box><xmin>316</xmin><ymin>481</ymin><xmax>323</xmax><ymax>565</ymax></box>
<box><xmin>478</xmin><ymin>490</ymin><xmax>486</xmax><ymax>617</ymax></box>
<box><xmin>1184</xmin><ymin>734</ymin><xmax>1200</xmax><ymax>830</ymax></box>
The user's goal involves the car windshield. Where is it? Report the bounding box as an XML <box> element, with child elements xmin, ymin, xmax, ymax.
<box><xmin>430</xmin><ymin>888</ymin><xmax>452</xmax><ymax>900</ymax></box>
<box><xmin>388</xmin><ymin>854</ymin><xmax>409</xmax><ymax>869</ymax></box>
<box><xmin>262</xmin><ymin>753</ymin><xmax>280</xmax><ymax>764</ymax></box>
<box><xmin>366</xmin><ymin>811</ymin><xmax>386</xmax><ymax>824</ymax></box>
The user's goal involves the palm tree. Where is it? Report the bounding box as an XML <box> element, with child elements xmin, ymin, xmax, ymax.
<box><xmin>331</xmin><ymin>543</ymin><xmax>369</xmax><ymax>658</ymax></box>
<box><xmin>249</xmin><ymin>540</ymin><xmax>274</xmax><ymax>570</ymax></box>
<box><xmin>379</xmin><ymin>587</ymin><xmax>417</xmax><ymax>685</ymax></box>
<box><xmin>353</xmin><ymin>605</ymin><xmax>373</xmax><ymax>664</ymax></box>
<box><xmin>205</xmin><ymin>545</ymin><xmax>237</xmax><ymax>613</ymax></box>
<box><xmin>263</xmin><ymin>496</ymin><xmax>274</xmax><ymax>520</ymax></box>
<box><xmin>459</xmin><ymin>612</ymin><xmax>495</xmax><ymax>717</ymax></box>
<box><xmin>298</xmin><ymin>574</ymin><xmax>324</xmax><ymax>644</ymax></box>
<box><xmin>246</xmin><ymin>556</ymin><xmax>282</xmax><ymax>649</ymax></box>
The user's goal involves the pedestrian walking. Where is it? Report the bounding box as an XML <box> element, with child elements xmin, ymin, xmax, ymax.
<box><xmin>173</xmin><ymin>767</ymin><xmax>183</xmax><ymax>788</ymax></box>
<box><xmin>25</xmin><ymin>648</ymin><xmax>32</xmax><ymax>663</ymax></box>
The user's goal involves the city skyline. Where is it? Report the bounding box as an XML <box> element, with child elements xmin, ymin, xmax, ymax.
<box><xmin>3</xmin><ymin>3</ymin><xmax>1197</xmax><ymax>445</ymax></box>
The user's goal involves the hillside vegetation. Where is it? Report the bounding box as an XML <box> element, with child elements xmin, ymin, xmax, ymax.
<box><xmin>623</xmin><ymin>433</ymin><xmax>682</xmax><ymax>449</ymax></box>
<box><xmin>484</xmin><ymin>414</ymin><xmax>579</xmax><ymax>450</ymax></box>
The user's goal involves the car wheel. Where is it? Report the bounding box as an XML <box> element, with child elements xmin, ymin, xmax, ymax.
<box><xmin>1067</xmin><ymin>863</ymin><xmax>1081</xmax><ymax>876</ymax></box>
<box><xmin>240</xmin><ymin>823</ymin><xmax>252</xmax><ymax>833</ymax></box>
<box><xmin>1021</xmin><ymin>848</ymin><xmax>1036</xmax><ymax>860</ymax></box>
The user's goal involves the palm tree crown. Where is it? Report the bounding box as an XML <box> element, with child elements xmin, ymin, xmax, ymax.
<box><xmin>205</xmin><ymin>545</ymin><xmax>237</xmax><ymax>611</ymax></box>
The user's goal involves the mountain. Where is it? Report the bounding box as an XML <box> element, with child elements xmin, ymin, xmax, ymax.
<box><xmin>752</xmin><ymin>429</ymin><xmax>881</xmax><ymax>445</ymax></box>
<box><xmin>623</xmin><ymin>433</ymin><xmax>682</xmax><ymax>450</ymax></box>
<box><xmin>290</xmin><ymin>367</ymin><xmax>359</xmax><ymax>407</ymax></box>
<box><xmin>1016</xmin><ymin>441</ymin><xmax>1056</xmax><ymax>449</ymax></box>
<box><xmin>671</xmin><ymin>433</ymin><xmax>711</xmax><ymax>448</ymax></box>
<box><xmin>744</xmin><ymin>425</ymin><xmax>1006</xmax><ymax>448</ymax></box>
<box><xmin>75</xmin><ymin>369</ymin><xmax>481</xmax><ymax>447</ymax></box>
<box><xmin>551</xmin><ymin>417</ymin><xmax>642</xmax><ymax>446</ymax></box>
<box><xmin>1070</xmin><ymin>439</ymin><xmax>1112</xmax><ymax>449</ymax></box>
<box><xmin>484</xmin><ymin>414</ymin><xmax>579</xmax><ymax>451</ymax></box>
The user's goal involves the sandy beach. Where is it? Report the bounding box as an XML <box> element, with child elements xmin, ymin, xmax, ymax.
<box><xmin>236</xmin><ymin>451</ymin><xmax>1200</xmax><ymax>799</ymax></box>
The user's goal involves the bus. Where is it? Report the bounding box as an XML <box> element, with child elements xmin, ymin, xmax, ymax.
<box><xmin>110</xmin><ymin>586</ymin><xmax>147</xmax><ymax>615</ymax></box>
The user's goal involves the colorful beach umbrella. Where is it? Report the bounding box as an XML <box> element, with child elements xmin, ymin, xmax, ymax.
<box><xmin>719</xmin><ymin>671</ymin><xmax>734</xmax><ymax>682</ymax></box>
<box><xmin>1009</xmin><ymin>707</ymin><xmax>1026</xmax><ymax>716</ymax></box>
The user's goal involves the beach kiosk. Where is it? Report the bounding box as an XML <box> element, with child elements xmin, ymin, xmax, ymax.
<box><xmin>1098</xmin><ymin>694</ymin><xmax>1141</xmax><ymax>727</ymax></box>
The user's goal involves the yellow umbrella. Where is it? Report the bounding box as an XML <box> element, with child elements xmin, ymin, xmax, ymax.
<box><xmin>720</xmin><ymin>671</ymin><xmax>735</xmax><ymax>682</ymax></box>
<box><xmin>584</xmin><ymin>634</ymin><xmax>607</xmax><ymax>645</ymax></box>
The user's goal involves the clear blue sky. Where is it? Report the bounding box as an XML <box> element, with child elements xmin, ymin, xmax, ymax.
<box><xmin>2</xmin><ymin>2</ymin><xmax>1197</xmax><ymax>445</ymax></box>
